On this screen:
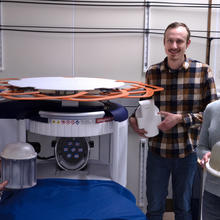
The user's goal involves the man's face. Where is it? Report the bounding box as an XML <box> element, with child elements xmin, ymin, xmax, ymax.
<box><xmin>164</xmin><ymin>26</ymin><xmax>191</xmax><ymax>62</ymax></box>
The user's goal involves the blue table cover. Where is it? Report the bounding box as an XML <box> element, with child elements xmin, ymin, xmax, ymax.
<box><xmin>0</xmin><ymin>178</ymin><xmax>146</xmax><ymax>220</ymax></box>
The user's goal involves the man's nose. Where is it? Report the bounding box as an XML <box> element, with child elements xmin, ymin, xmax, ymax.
<box><xmin>171</xmin><ymin>41</ymin><xmax>178</xmax><ymax>48</ymax></box>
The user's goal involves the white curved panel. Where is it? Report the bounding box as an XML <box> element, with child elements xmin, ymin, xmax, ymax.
<box><xmin>8</xmin><ymin>77</ymin><xmax>125</xmax><ymax>91</ymax></box>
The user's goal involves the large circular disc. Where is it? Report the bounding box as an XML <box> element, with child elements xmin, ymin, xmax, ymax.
<box><xmin>8</xmin><ymin>77</ymin><xmax>125</xmax><ymax>91</ymax></box>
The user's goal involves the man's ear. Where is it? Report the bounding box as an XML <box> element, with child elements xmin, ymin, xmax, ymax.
<box><xmin>186</xmin><ymin>39</ymin><xmax>191</xmax><ymax>48</ymax></box>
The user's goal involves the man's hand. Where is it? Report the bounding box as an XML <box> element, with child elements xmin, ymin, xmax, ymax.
<box><xmin>0</xmin><ymin>180</ymin><xmax>8</xmax><ymax>191</ymax></box>
<box><xmin>158</xmin><ymin>111</ymin><xmax>183</xmax><ymax>132</ymax></box>
<box><xmin>199</xmin><ymin>152</ymin><xmax>211</xmax><ymax>168</ymax></box>
<box><xmin>129</xmin><ymin>117</ymin><xmax>148</xmax><ymax>138</ymax></box>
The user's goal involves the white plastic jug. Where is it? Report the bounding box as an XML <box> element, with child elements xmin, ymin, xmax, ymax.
<box><xmin>135</xmin><ymin>99</ymin><xmax>161</xmax><ymax>137</ymax></box>
<box><xmin>0</xmin><ymin>142</ymin><xmax>37</xmax><ymax>189</ymax></box>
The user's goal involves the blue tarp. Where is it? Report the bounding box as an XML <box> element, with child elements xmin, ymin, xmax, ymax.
<box><xmin>0</xmin><ymin>179</ymin><xmax>146</xmax><ymax>220</ymax></box>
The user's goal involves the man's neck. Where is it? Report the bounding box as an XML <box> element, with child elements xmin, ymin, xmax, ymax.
<box><xmin>167</xmin><ymin>58</ymin><xmax>185</xmax><ymax>70</ymax></box>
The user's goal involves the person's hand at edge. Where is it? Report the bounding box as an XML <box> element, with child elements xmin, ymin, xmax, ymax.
<box><xmin>199</xmin><ymin>152</ymin><xmax>211</xmax><ymax>168</ymax></box>
<box><xmin>0</xmin><ymin>180</ymin><xmax>8</xmax><ymax>191</ymax></box>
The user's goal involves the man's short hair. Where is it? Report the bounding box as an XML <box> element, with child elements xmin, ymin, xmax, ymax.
<box><xmin>164</xmin><ymin>22</ymin><xmax>191</xmax><ymax>43</ymax></box>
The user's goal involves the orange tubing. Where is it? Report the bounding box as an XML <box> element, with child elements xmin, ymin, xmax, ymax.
<box><xmin>0</xmin><ymin>90</ymin><xmax>89</xmax><ymax>101</ymax></box>
<box><xmin>0</xmin><ymin>78</ymin><xmax>164</xmax><ymax>101</ymax></box>
<box><xmin>66</xmin><ymin>89</ymin><xmax>129</xmax><ymax>101</ymax></box>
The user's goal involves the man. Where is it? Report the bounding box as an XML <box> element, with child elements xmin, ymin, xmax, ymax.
<box><xmin>130</xmin><ymin>22</ymin><xmax>217</xmax><ymax>220</ymax></box>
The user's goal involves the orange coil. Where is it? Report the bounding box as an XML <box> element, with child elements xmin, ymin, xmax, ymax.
<box><xmin>0</xmin><ymin>78</ymin><xmax>163</xmax><ymax>101</ymax></box>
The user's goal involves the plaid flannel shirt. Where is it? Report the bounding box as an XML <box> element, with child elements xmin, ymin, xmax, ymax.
<box><xmin>146</xmin><ymin>57</ymin><xmax>217</xmax><ymax>158</ymax></box>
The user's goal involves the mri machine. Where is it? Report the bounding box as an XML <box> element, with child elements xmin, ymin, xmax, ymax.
<box><xmin>0</xmin><ymin>77</ymin><xmax>163</xmax><ymax>220</ymax></box>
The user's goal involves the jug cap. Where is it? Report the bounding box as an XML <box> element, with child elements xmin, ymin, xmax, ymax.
<box><xmin>0</xmin><ymin>142</ymin><xmax>37</xmax><ymax>160</ymax></box>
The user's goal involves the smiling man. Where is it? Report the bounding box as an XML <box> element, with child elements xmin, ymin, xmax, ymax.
<box><xmin>164</xmin><ymin>24</ymin><xmax>191</xmax><ymax>67</ymax></box>
<box><xmin>130</xmin><ymin>22</ymin><xmax>217</xmax><ymax>220</ymax></box>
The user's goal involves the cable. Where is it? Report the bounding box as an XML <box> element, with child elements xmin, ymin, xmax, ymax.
<box><xmin>37</xmin><ymin>155</ymin><xmax>55</xmax><ymax>160</ymax></box>
<box><xmin>1</xmin><ymin>0</ymin><xmax>220</xmax><ymax>8</ymax></box>
<box><xmin>1</xmin><ymin>0</ymin><xmax>146</xmax><ymax>7</ymax></box>
<box><xmin>3</xmin><ymin>25</ymin><xmax>220</xmax><ymax>33</ymax></box>
<box><xmin>1</xmin><ymin>25</ymin><xmax>220</xmax><ymax>39</ymax></box>
<box><xmin>0</xmin><ymin>25</ymin><xmax>144</xmax><ymax>30</ymax></box>
<box><xmin>0</xmin><ymin>28</ymin><xmax>146</xmax><ymax>34</ymax></box>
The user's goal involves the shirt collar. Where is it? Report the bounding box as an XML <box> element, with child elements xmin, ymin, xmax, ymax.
<box><xmin>161</xmin><ymin>55</ymin><xmax>189</xmax><ymax>72</ymax></box>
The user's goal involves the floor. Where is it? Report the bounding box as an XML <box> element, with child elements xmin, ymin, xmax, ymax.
<box><xmin>163</xmin><ymin>212</ymin><xmax>174</xmax><ymax>220</ymax></box>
